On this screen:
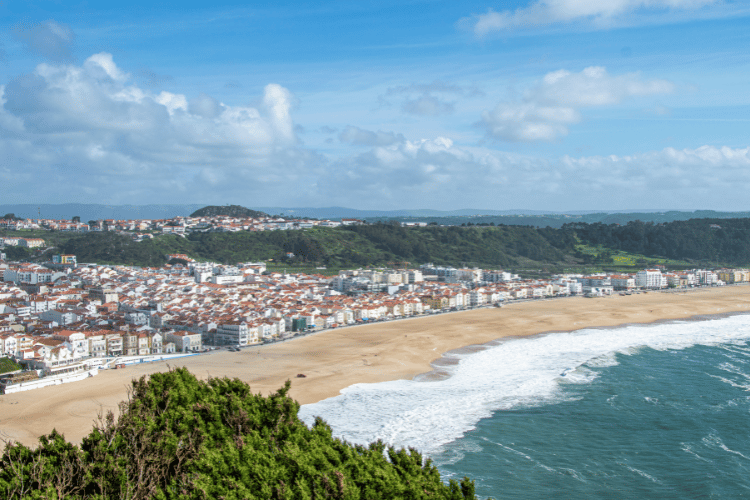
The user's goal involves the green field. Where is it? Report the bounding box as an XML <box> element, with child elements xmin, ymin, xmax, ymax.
<box><xmin>0</xmin><ymin>357</ymin><xmax>21</xmax><ymax>375</ymax></box>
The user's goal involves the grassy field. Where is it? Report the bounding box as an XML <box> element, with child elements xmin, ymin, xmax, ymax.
<box><xmin>574</xmin><ymin>244</ymin><xmax>694</xmax><ymax>270</ymax></box>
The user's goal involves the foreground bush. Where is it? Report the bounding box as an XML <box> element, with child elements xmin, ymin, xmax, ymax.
<box><xmin>0</xmin><ymin>368</ymin><xmax>483</xmax><ymax>499</ymax></box>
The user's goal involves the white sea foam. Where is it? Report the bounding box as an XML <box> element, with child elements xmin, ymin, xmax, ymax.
<box><xmin>703</xmin><ymin>433</ymin><xmax>750</xmax><ymax>461</ymax></box>
<box><xmin>298</xmin><ymin>313</ymin><xmax>750</xmax><ymax>455</ymax></box>
<box><xmin>623</xmin><ymin>464</ymin><xmax>661</xmax><ymax>483</ymax></box>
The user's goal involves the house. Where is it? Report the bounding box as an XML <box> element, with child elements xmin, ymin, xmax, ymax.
<box><xmin>164</xmin><ymin>331</ymin><xmax>202</xmax><ymax>352</ymax></box>
<box><xmin>51</xmin><ymin>330</ymin><xmax>89</xmax><ymax>357</ymax></box>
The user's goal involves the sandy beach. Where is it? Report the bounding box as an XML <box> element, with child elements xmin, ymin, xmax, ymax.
<box><xmin>3</xmin><ymin>285</ymin><xmax>750</xmax><ymax>447</ymax></box>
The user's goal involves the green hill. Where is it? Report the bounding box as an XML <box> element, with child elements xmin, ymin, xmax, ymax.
<box><xmin>54</xmin><ymin>223</ymin><xmax>576</xmax><ymax>270</ymax></box>
<box><xmin>190</xmin><ymin>205</ymin><xmax>269</xmax><ymax>218</ymax></box>
<box><xmin>19</xmin><ymin>216</ymin><xmax>750</xmax><ymax>271</ymax></box>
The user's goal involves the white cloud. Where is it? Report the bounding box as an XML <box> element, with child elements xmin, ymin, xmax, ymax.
<box><xmin>188</xmin><ymin>93</ymin><xmax>224</xmax><ymax>119</ymax></box>
<box><xmin>338</xmin><ymin>126</ymin><xmax>405</xmax><ymax>146</ymax></box>
<box><xmin>13</xmin><ymin>20</ymin><xmax>76</xmax><ymax>62</ymax></box>
<box><xmin>0</xmin><ymin>52</ymin><xmax>745</xmax><ymax>211</ymax></box>
<box><xmin>84</xmin><ymin>53</ymin><xmax>129</xmax><ymax>82</ymax></box>
<box><xmin>538</xmin><ymin>66</ymin><xmax>675</xmax><ymax>106</ymax></box>
<box><xmin>558</xmin><ymin>145</ymin><xmax>750</xmax><ymax>196</ymax></box>
<box><xmin>480</xmin><ymin>66</ymin><xmax>674</xmax><ymax>142</ymax></box>
<box><xmin>481</xmin><ymin>103</ymin><xmax>579</xmax><ymax>141</ymax></box>
<box><xmin>322</xmin><ymin>137</ymin><xmax>514</xmax><ymax>206</ymax></box>
<box><xmin>402</xmin><ymin>95</ymin><xmax>455</xmax><ymax>116</ymax></box>
<box><xmin>379</xmin><ymin>80</ymin><xmax>476</xmax><ymax>117</ymax></box>
<box><xmin>465</xmin><ymin>0</ymin><xmax>719</xmax><ymax>36</ymax></box>
<box><xmin>0</xmin><ymin>53</ymin><xmax>301</xmax><ymax>203</ymax></box>
<box><xmin>262</xmin><ymin>83</ymin><xmax>296</xmax><ymax>143</ymax></box>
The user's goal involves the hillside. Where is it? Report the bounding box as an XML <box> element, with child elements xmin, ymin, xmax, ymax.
<box><xmin>563</xmin><ymin>218</ymin><xmax>750</xmax><ymax>265</ymax></box>
<box><xmin>50</xmin><ymin>223</ymin><xmax>577</xmax><ymax>270</ymax></box>
<box><xmin>0</xmin><ymin>368</ymin><xmax>482</xmax><ymax>499</ymax></box>
<box><xmin>191</xmin><ymin>205</ymin><xmax>269</xmax><ymax>218</ymax></box>
<box><xmin>8</xmin><ymin>217</ymin><xmax>750</xmax><ymax>271</ymax></box>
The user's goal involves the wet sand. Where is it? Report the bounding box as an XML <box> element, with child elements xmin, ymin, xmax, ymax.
<box><xmin>3</xmin><ymin>285</ymin><xmax>750</xmax><ymax>447</ymax></box>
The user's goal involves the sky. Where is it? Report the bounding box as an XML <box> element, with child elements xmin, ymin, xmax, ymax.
<box><xmin>1</xmin><ymin>0</ymin><xmax>749</xmax><ymax>211</ymax></box>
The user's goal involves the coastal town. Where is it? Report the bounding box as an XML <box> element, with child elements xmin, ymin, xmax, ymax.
<box><xmin>1</xmin><ymin>215</ymin><xmax>747</xmax><ymax>395</ymax></box>
<box><xmin>0</xmin><ymin>212</ymin><xmax>364</xmax><ymax>238</ymax></box>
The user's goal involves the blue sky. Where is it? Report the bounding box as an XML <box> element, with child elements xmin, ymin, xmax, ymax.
<box><xmin>1</xmin><ymin>0</ymin><xmax>749</xmax><ymax>211</ymax></box>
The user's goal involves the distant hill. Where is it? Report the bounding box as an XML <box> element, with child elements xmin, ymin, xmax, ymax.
<box><xmin>5</xmin><ymin>203</ymin><xmax>750</xmax><ymax>228</ymax></box>
<box><xmin>190</xmin><ymin>205</ymin><xmax>268</xmax><ymax>218</ymax></box>
<box><xmin>364</xmin><ymin>210</ymin><xmax>750</xmax><ymax>229</ymax></box>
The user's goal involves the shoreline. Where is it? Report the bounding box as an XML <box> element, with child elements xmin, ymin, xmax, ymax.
<box><xmin>413</xmin><ymin>307</ymin><xmax>750</xmax><ymax>383</ymax></box>
<box><xmin>3</xmin><ymin>285</ymin><xmax>750</xmax><ymax>447</ymax></box>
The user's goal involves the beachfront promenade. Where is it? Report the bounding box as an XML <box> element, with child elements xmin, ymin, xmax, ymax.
<box><xmin>2</xmin><ymin>284</ymin><xmax>750</xmax><ymax>447</ymax></box>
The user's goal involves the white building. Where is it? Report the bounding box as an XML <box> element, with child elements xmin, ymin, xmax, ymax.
<box><xmin>51</xmin><ymin>330</ymin><xmax>89</xmax><ymax>358</ymax></box>
<box><xmin>165</xmin><ymin>331</ymin><xmax>202</xmax><ymax>352</ymax></box>
<box><xmin>215</xmin><ymin>321</ymin><xmax>251</xmax><ymax>346</ymax></box>
<box><xmin>695</xmin><ymin>270</ymin><xmax>719</xmax><ymax>286</ymax></box>
<box><xmin>483</xmin><ymin>271</ymin><xmax>514</xmax><ymax>283</ymax></box>
<box><xmin>0</xmin><ymin>334</ymin><xmax>18</xmax><ymax>356</ymax></box>
<box><xmin>636</xmin><ymin>269</ymin><xmax>664</xmax><ymax>289</ymax></box>
<box><xmin>610</xmin><ymin>275</ymin><xmax>636</xmax><ymax>290</ymax></box>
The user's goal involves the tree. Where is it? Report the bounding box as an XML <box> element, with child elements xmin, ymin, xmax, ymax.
<box><xmin>72</xmin><ymin>216</ymin><xmax>81</xmax><ymax>223</ymax></box>
<box><xmin>2</xmin><ymin>213</ymin><xmax>16</xmax><ymax>220</ymax></box>
<box><xmin>0</xmin><ymin>368</ymin><xmax>486</xmax><ymax>499</ymax></box>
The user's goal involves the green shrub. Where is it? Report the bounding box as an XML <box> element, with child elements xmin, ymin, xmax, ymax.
<box><xmin>0</xmin><ymin>368</ymin><xmax>486</xmax><ymax>499</ymax></box>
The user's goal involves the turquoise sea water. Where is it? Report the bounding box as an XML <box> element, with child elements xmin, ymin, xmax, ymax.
<box><xmin>299</xmin><ymin>313</ymin><xmax>750</xmax><ymax>499</ymax></box>
<box><xmin>434</xmin><ymin>342</ymin><xmax>750</xmax><ymax>498</ymax></box>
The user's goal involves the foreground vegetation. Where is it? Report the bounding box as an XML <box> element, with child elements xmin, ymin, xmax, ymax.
<box><xmin>0</xmin><ymin>369</ymin><xmax>483</xmax><ymax>499</ymax></box>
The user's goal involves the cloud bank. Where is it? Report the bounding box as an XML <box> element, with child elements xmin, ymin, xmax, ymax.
<box><xmin>0</xmin><ymin>51</ymin><xmax>745</xmax><ymax>211</ymax></box>
<box><xmin>480</xmin><ymin>66</ymin><xmax>674</xmax><ymax>142</ymax></box>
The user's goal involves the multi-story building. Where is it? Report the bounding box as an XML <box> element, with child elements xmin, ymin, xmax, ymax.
<box><xmin>610</xmin><ymin>275</ymin><xmax>636</xmax><ymax>290</ymax></box>
<box><xmin>215</xmin><ymin>321</ymin><xmax>250</xmax><ymax>346</ymax></box>
<box><xmin>52</xmin><ymin>255</ymin><xmax>77</xmax><ymax>266</ymax></box>
<box><xmin>51</xmin><ymin>330</ymin><xmax>89</xmax><ymax>358</ymax></box>
<box><xmin>86</xmin><ymin>331</ymin><xmax>108</xmax><ymax>357</ymax></box>
<box><xmin>148</xmin><ymin>332</ymin><xmax>163</xmax><ymax>354</ymax></box>
<box><xmin>105</xmin><ymin>333</ymin><xmax>123</xmax><ymax>356</ymax></box>
<box><xmin>19</xmin><ymin>238</ymin><xmax>45</xmax><ymax>248</ymax></box>
<box><xmin>695</xmin><ymin>270</ymin><xmax>719</xmax><ymax>286</ymax></box>
<box><xmin>165</xmin><ymin>331</ymin><xmax>202</xmax><ymax>352</ymax></box>
<box><xmin>88</xmin><ymin>286</ymin><xmax>119</xmax><ymax>304</ymax></box>
<box><xmin>636</xmin><ymin>269</ymin><xmax>664</xmax><ymax>289</ymax></box>
<box><xmin>0</xmin><ymin>334</ymin><xmax>18</xmax><ymax>356</ymax></box>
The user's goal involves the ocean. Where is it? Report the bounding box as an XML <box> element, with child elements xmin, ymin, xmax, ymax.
<box><xmin>298</xmin><ymin>313</ymin><xmax>750</xmax><ymax>499</ymax></box>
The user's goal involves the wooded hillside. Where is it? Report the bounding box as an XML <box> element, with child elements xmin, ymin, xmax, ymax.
<box><xmin>190</xmin><ymin>205</ymin><xmax>269</xmax><ymax>218</ymax></box>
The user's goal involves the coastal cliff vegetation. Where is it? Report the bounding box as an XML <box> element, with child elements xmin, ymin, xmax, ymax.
<box><xmin>0</xmin><ymin>368</ymin><xmax>483</xmax><ymax>499</ymax></box>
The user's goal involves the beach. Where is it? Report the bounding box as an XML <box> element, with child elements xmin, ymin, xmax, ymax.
<box><xmin>2</xmin><ymin>285</ymin><xmax>750</xmax><ymax>448</ymax></box>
